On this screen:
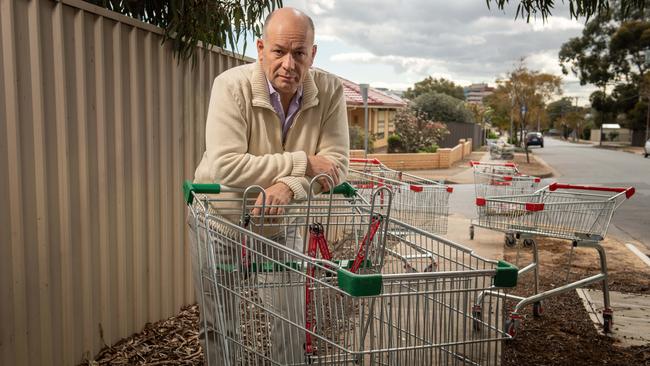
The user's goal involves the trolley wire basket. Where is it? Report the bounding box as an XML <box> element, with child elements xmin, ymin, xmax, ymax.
<box><xmin>471</xmin><ymin>182</ymin><xmax>635</xmax><ymax>337</ymax></box>
<box><xmin>470</xmin><ymin>161</ymin><xmax>541</xmax><ymax>199</ymax></box>
<box><xmin>184</xmin><ymin>177</ymin><xmax>518</xmax><ymax>365</ymax></box>
<box><xmin>347</xmin><ymin>158</ymin><xmax>453</xmax><ymax>235</ymax></box>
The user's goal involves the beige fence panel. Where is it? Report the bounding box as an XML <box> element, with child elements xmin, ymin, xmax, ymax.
<box><xmin>0</xmin><ymin>0</ymin><xmax>251</xmax><ymax>364</ymax></box>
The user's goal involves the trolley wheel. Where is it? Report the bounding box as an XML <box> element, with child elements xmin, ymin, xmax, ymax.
<box><xmin>603</xmin><ymin>311</ymin><xmax>614</xmax><ymax>333</ymax></box>
<box><xmin>472</xmin><ymin>305</ymin><xmax>482</xmax><ymax>332</ymax></box>
<box><xmin>469</xmin><ymin>226</ymin><xmax>475</xmax><ymax>240</ymax></box>
<box><xmin>523</xmin><ymin>239</ymin><xmax>535</xmax><ymax>248</ymax></box>
<box><xmin>532</xmin><ymin>301</ymin><xmax>543</xmax><ymax>317</ymax></box>
<box><xmin>505</xmin><ymin>314</ymin><xmax>520</xmax><ymax>339</ymax></box>
<box><xmin>505</xmin><ymin>234</ymin><xmax>517</xmax><ymax>247</ymax></box>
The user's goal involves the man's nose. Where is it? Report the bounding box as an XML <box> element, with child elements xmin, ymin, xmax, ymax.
<box><xmin>281</xmin><ymin>53</ymin><xmax>295</xmax><ymax>71</ymax></box>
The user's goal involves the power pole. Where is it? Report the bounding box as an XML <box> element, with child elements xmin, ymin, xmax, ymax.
<box><xmin>573</xmin><ymin>96</ymin><xmax>579</xmax><ymax>142</ymax></box>
<box><xmin>360</xmin><ymin>84</ymin><xmax>369</xmax><ymax>157</ymax></box>
<box><xmin>509</xmin><ymin>93</ymin><xmax>514</xmax><ymax>145</ymax></box>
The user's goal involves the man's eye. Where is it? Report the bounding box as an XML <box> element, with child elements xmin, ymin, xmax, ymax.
<box><xmin>273</xmin><ymin>50</ymin><xmax>283</xmax><ymax>55</ymax></box>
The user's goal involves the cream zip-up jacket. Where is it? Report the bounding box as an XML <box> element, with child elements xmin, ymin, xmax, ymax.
<box><xmin>194</xmin><ymin>62</ymin><xmax>349</xmax><ymax>203</ymax></box>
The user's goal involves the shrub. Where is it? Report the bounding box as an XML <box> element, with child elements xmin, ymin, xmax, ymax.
<box><xmin>608</xmin><ymin>131</ymin><xmax>619</xmax><ymax>141</ymax></box>
<box><xmin>387</xmin><ymin>134</ymin><xmax>402</xmax><ymax>153</ymax></box>
<box><xmin>417</xmin><ymin>143</ymin><xmax>439</xmax><ymax>153</ymax></box>
<box><xmin>393</xmin><ymin>108</ymin><xmax>449</xmax><ymax>153</ymax></box>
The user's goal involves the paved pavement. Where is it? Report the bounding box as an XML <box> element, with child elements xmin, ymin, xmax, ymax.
<box><xmin>532</xmin><ymin>138</ymin><xmax>650</xmax><ymax>252</ymax></box>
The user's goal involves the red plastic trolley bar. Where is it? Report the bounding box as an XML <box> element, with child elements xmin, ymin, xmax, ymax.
<box><xmin>548</xmin><ymin>183</ymin><xmax>635</xmax><ymax>199</ymax></box>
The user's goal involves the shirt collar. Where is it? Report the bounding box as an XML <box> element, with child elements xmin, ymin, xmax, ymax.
<box><xmin>266</xmin><ymin>78</ymin><xmax>303</xmax><ymax>101</ymax></box>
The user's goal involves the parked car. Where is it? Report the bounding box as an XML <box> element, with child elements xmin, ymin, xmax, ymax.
<box><xmin>525</xmin><ymin>132</ymin><xmax>544</xmax><ymax>148</ymax></box>
<box><xmin>645</xmin><ymin>138</ymin><xmax>650</xmax><ymax>158</ymax></box>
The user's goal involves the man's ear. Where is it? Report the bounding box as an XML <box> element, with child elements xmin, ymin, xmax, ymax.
<box><xmin>256</xmin><ymin>39</ymin><xmax>265</xmax><ymax>62</ymax></box>
<box><xmin>310</xmin><ymin>44</ymin><xmax>317</xmax><ymax>66</ymax></box>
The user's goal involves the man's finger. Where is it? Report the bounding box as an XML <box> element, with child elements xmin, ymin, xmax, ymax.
<box><xmin>252</xmin><ymin>194</ymin><xmax>264</xmax><ymax>216</ymax></box>
<box><xmin>265</xmin><ymin>195</ymin><xmax>274</xmax><ymax>216</ymax></box>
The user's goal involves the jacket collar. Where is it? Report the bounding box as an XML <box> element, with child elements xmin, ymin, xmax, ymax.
<box><xmin>251</xmin><ymin>61</ymin><xmax>319</xmax><ymax>112</ymax></box>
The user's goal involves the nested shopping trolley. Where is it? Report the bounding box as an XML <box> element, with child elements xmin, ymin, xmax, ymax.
<box><xmin>347</xmin><ymin>157</ymin><xmax>453</xmax><ymax>235</ymax></box>
<box><xmin>184</xmin><ymin>177</ymin><xmax>518</xmax><ymax>365</ymax></box>
<box><xmin>470</xmin><ymin>161</ymin><xmax>541</xmax><ymax>199</ymax></box>
<box><xmin>471</xmin><ymin>182</ymin><xmax>635</xmax><ymax>337</ymax></box>
<box><xmin>469</xmin><ymin>161</ymin><xmax>541</xmax><ymax>245</ymax></box>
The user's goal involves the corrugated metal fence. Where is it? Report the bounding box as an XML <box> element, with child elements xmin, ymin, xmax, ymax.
<box><xmin>439</xmin><ymin>121</ymin><xmax>483</xmax><ymax>150</ymax></box>
<box><xmin>0</xmin><ymin>0</ymin><xmax>250</xmax><ymax>364</ymax></box>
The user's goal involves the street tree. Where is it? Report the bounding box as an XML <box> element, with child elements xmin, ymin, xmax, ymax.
<box><xmin>547</xmin><ymin>97</ymin><xmax>578</xmax><ymax>129</ymax></box>
<box><xmin>486</xmin><ymin>0</ymin><xmax>645</xmax><ymax>21</ymax></box>
<box><xmin>559</xmin><ymin>6</ymin><xmax>650</xmax><ymax>143</ymax></box>
<box><xmin>403</xmin><ymin>77</ymin><xmax>466</xmax><ymax>100</ymax></box>
<box><xmin>393</xmin><ymin>108</ymin><xmax>449</xmax><ymax>153</ymax></box>
<box><xmin>87</xmin><ymin>0</ymin><xmax>282</xmax><ymax>59</ymax></box>
<box><xmin>483</xmin><ymin>87</ymin><xmax>514</xmax><ymax>133</ymax></box>
<box><xmin>496</xmin><ymin>62</ymin><xmax>562</xmax><ymax>144</ymax></box>
<box><xmin>411</xmin><ymin>92</ymin><xmax>475</xmax><ymax>123</ymax></box>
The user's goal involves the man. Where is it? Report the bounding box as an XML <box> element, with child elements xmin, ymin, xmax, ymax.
<box><xmin>190</xmin><ymin>7</ymin><xmax>349</xmax><ymax>365</ymax></box>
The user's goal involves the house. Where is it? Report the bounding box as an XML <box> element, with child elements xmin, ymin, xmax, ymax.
<box><xmin>338</xmin><ymin>77</ymin><xmax>407</xmax><ymax>149</ymax></box>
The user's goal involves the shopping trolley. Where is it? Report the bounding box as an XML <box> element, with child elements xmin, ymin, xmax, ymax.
<box><xmin>347</xmin><ymin>158</ymin><xmax>453</xmax><ymax>235</ymax></box>
<box><xmin>469</xmin><ymin>161</ymin><xmax>541</xmax><ymax>245</ymax></box>
<box><xmin>471</xmin><ymin>182</ymin><xmax>635</xmax><ymax>337</ymax></box>
<box><xmin>184</xmin><ymin>176</ymin><xmax>518</xmax><ymax>365</ymax></box>
<box><xmin>486</xmin><ymin>140</ymin><xmax>514</xmax><ymax>160</ymax></box>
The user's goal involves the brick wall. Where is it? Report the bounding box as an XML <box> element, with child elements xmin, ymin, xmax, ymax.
<box><xmin>350</xmin><ymin>139</ymin><xmax>472</xmax><ymax>170</ymax></box>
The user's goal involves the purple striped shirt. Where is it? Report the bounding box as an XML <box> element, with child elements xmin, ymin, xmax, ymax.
<box><xmin>267</xmin><ymin>79</ymin><xmax>303</xmax><ymax>143</ymax></box>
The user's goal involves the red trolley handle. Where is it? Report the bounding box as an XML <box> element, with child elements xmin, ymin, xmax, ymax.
<box><xmin>549</xmin><ymin>183</ymin><xmax>635</xmax><ymax>199</ymax></box>
<box><xmin>304</xmin><ymin>224</ymin><xmax>333</xmax><ymax>356</ymax></box>
<box><xmin>350</xmin><ymin>158</ymin><xmax>382</xmax><ymax>165</ymax></box>
<box><xmin>350</xmin><ymin>216</ymin><xmax>383</xmax><ymax>273</ymax></box>
<box><xmin>469</xmin><ymin>161</ymin><xmax>517</xmax><ymax>168</ymax></box>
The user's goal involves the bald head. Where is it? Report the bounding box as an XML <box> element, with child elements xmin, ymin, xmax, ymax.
<box><xmin>257</xmin><ymin>7</ymin><xmax>317</xmax><ymax>105</ymax></box>
<box><xmin>263</xmin><ymin>7</ymin><xmax>315</xmax><ymax>43</ymax></box>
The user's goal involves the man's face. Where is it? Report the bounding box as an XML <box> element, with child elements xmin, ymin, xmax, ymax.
<box><xmin>257</xmin><ymin>17</ymin><xmax>317</xmax><ymax>99</ymax></box>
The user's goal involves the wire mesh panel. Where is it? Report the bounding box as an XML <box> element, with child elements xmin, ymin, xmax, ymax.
<box><xmin>184</xmin><ymin>180</ymin><xmax>517</xmax><ymax>365</ymax></box>
<box><xmin>475</xmin><ymin>183</ymin><xmax>634</xmax><ymax>241</ymax></box>
<box><xmin>347</xmin><ymin>158</ymin><xmax>453</xmax><ymax>235</ymax></box>
<box><xmin>470</xmin><ymin>161</ymin><xmax>541</xmax><ymax>198</ymax></box>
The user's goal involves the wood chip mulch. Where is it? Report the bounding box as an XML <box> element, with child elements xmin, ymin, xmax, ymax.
<box><xmin>502</xmin><ymin>239</ymin><xmax>650</xmax><ymax>366</ymax></box>
<box><xmin>83</xmin><ymin>305</ymin><xmax>203</xmax><ymax>365</ymax></box>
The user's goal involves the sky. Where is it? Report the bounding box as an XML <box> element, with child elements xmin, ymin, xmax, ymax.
<box><xmin>241</xmin><ymin>0</ymin><xmax>598</xmax><ymax>105</ymax></box>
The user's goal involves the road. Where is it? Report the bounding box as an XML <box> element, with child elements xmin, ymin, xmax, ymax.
<box><xmin>447</xmin><ymin>137</ymin><xmax>650</xmax><ymax>252</ymax></box>
<box><xmin>532</xmin><ymin>138</ymin><xmax>650</xmax><ymax>252</ymax></box>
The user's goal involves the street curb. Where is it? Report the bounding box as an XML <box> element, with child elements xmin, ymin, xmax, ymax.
<box><xmin>530</xmin><ymin>153</ymin><xmax>560</xmax><ymax>179</ymax></box>
<box><xmin>625</xmin><ymin>243</ymin><xmax>650</xmax><ymax>268</ymax></box>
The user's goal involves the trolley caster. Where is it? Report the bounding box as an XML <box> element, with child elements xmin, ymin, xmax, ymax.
<box><xmin>469</xmin><ymin>226</ymin><xmax>475</xmax><ymax>240</ymax></box>
<box><xmin>602</xmin><ymin>308</ymin><xmax>614</xmax><ymax>333</ymax></box>
<box><xmin>505</xmin><ymin>234</ymin><xmax>516</xmax><ymax>247</ymax></box>
<box><xmin>505</xmin><ymin>313</ymin><xmax>521</xmax><ymax>338</ymax></box>
<box><xmin>472</xmin><ymin>305</ymin><xmax>482</xmax><ymax>332</ymax></box>
<box><xmin>423</xmin><ymin>262</ymin><xmax>436</xmax><ymax>272</ymax></box>
<box><xmin>523</xmin><ymin>239</ymin><xmax>535</xmax><ymax>247</ymax></box>
<box><xmin>532</xmin><ymin>301</ymin><xmax>543</xmax><ymax>317</ymax></box>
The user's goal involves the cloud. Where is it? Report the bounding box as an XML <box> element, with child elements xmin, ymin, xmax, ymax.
<box><xmin>286</xmin><ymin>0</ymin><xmax>592</xmax><ymax>100</ymax></box>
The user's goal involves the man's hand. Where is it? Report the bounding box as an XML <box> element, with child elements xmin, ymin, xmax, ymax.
<box><xmin>252</xmin><ymin>182</ymin><xmax>294</xmax><ymax>217</ymax></box>
<box><xmin>306</xmin><ymin>155</ymin><xmax>341</xmax><ymax>192</ymax></box>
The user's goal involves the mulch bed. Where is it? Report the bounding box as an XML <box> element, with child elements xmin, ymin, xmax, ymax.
<box><xmin>501</xmin><ymin>238</ymin><xmax>650</xmax><ymax>366</ymax></box>
<box><xmin>512</xmin><ymin>152</ymin><xmax>554</xmax><ymax>178</ymax></box>
<box><xmin>82</xmin><ymin>305</ymin><xmax>203</xmax><ymax>365</ymax></box>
